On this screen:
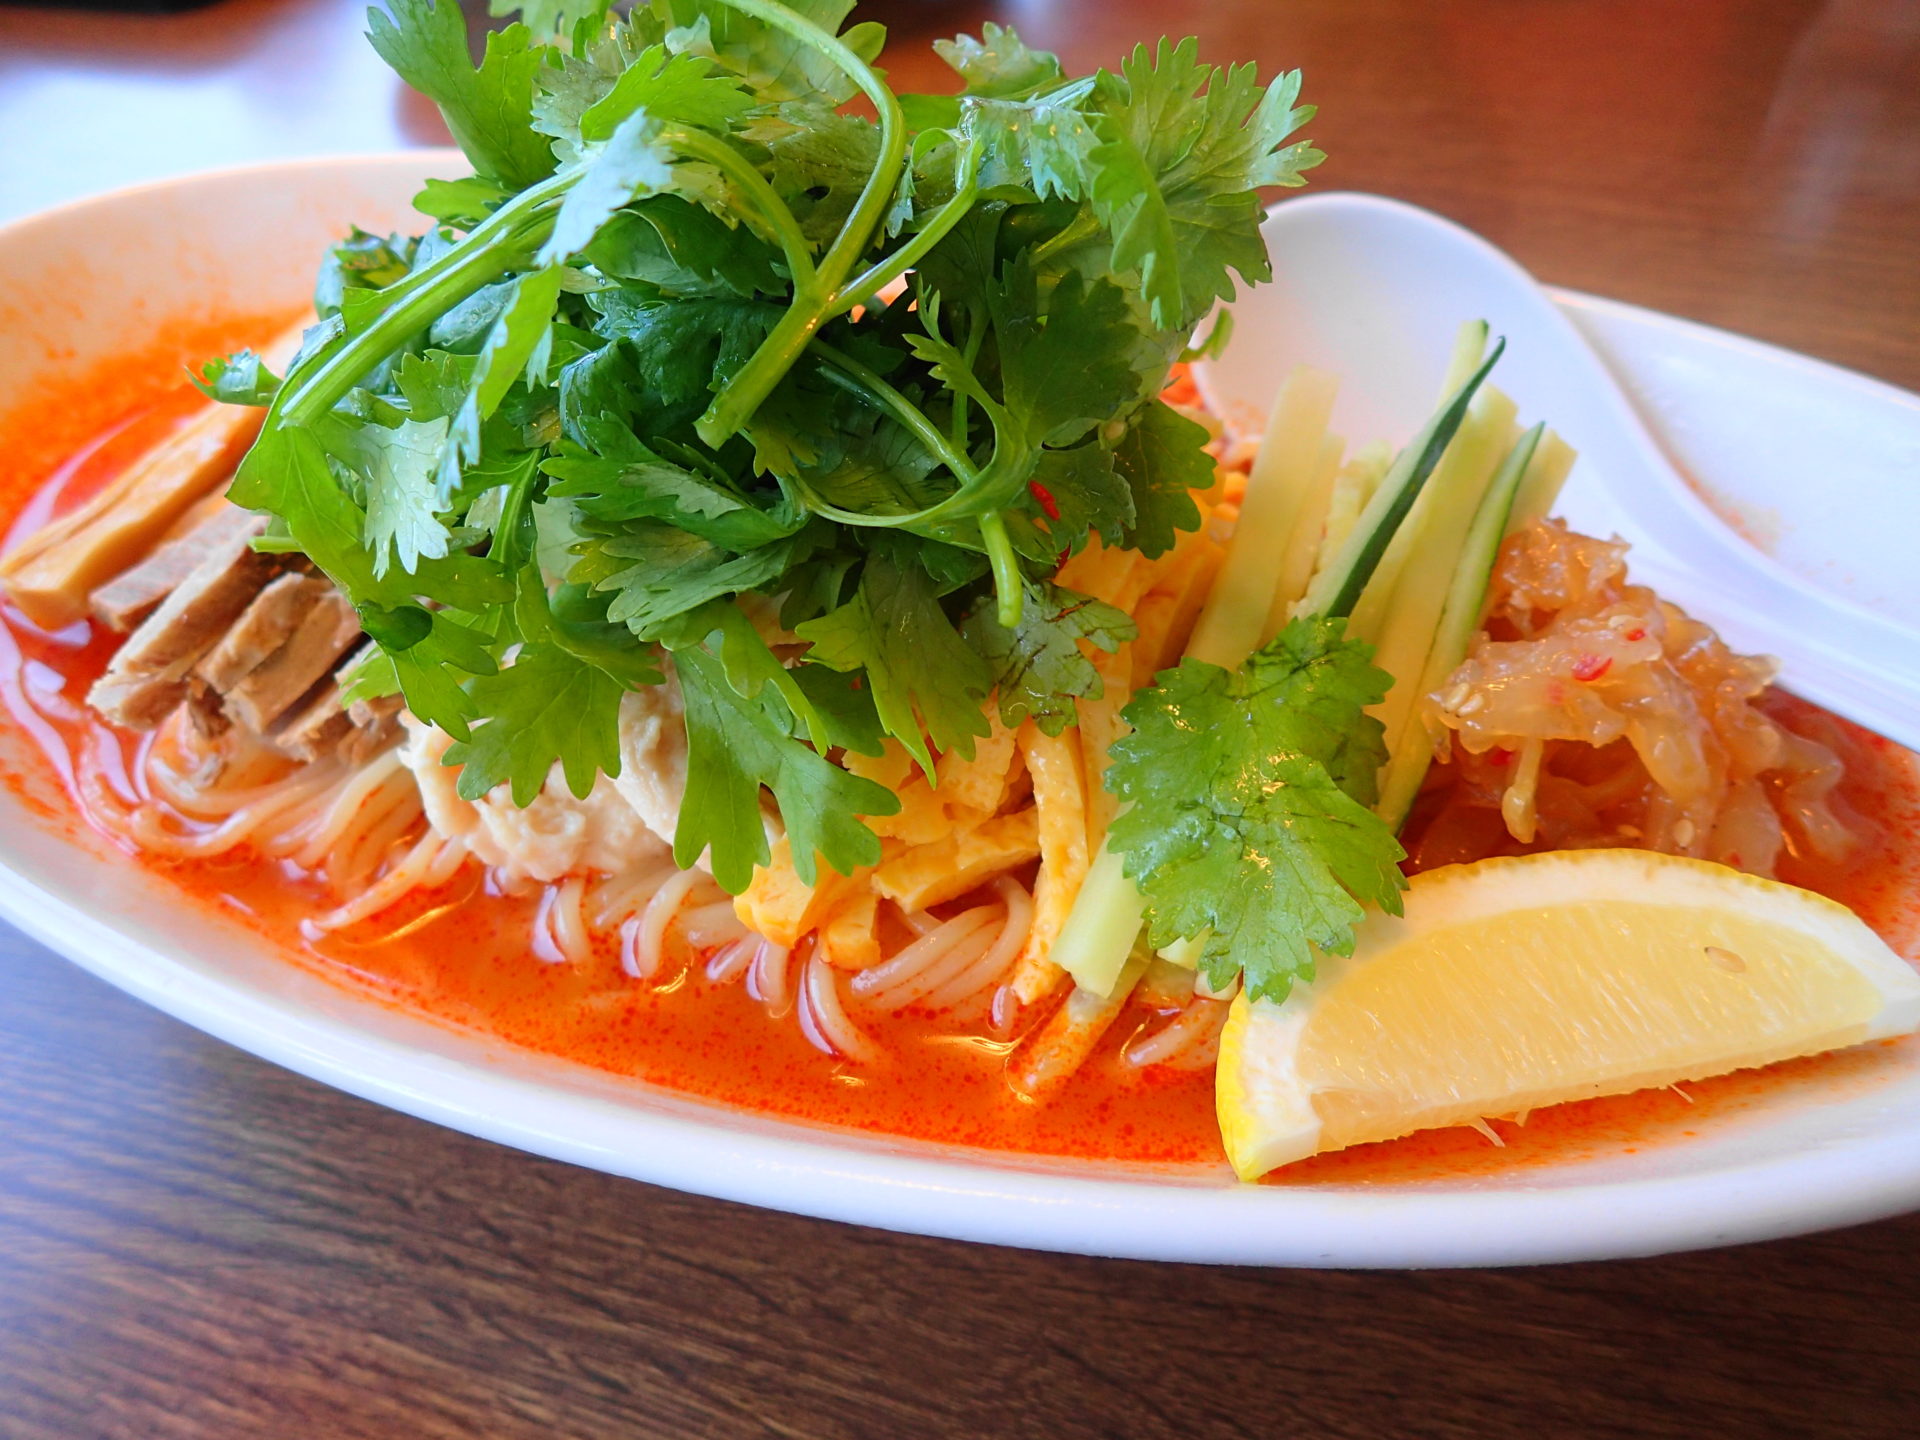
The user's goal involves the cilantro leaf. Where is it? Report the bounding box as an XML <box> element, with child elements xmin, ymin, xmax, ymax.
<box><xmin>674</xmin><ymin>645</ymin><xmax>897</xmax><ymax>892</ymax></box>
<box><xmin>384</xmin><ymin>612</ymin><xmax>501</xmax><ymax>738</ymax></box>
<box><xmin>760</xmin><ymin>104</ymin><xmax>910</xmax><ymax>247</ymax></box>
<box><xmin>1110</xmin><ymin>398</ymin><xmax>1211</xmax><ymax>557</ymax></box>
<box><xmin>581</xmin><ymin>196</ymin><xmax>782</xmax><ymax>297</ymax></box>
<box><xmin>440</xmin><ymin>264</ymin><xmax>565</xmax><ymax>490</ymax></box>
<box><xmin>898</xmin><ymin>262</ymin><xmax>1144</xmax><ymax>526</ymax></box>
<box><xmin>444</xmin><ymin>572</ymin><xmax>660</xmax><ymax>804</ymax></box>
<box><xmin>428</xmin><ymin>281</ymin><xmax>515</xmax><ymax>354</ymax></box>
<box><xmin>1001</xmin><ymin>441</ymin><xmax>1129</xmax><ymax>562</ymax></box>
<box><xmin>446</xmin><ymin>642</ymin><xmax>632</xmax><ymax>803</ymax></box>
<box><xmin>413</xmin><ymin>174</ymin><xmax>513</xmax><ymax>227</ymax></box>
<box><xmin>193</xmin><ymin>350</ymin><xmax>281</xmax><ymax>407</ymax></box>
<box><xmin>540</xmin><ymin>111</ymin><xmax>680</xmax><ymax>264</ymax></box>
<box><xmin>964</xmin><ymin>90</ymin><xmax>1099</xmax><ymax>202</ymax></box>
<box><xmin>787</xmin><ymin>663</ymin><xmax>886</xmax><ymax>756</ymax></box>
<box><xmin>367</xmin><ymin>0</ymin><xmax>558</xmax><ymax>189</ymax></box>
<box><xmin>586</xmin><ymin>290</ymin><xmax>783</xmax><ymax>426</ymax></box>
<box><xmin>910</xmin><ymin>27</ymin><xmax>1090</xmax><ymax>199</ymax></box>
<box><xmin>1106</xmin><ymin>615</ymin><xmax>1406</xmax><ymax>1001</ymax></box>
<box><xmin>315</xmin><ymin>228</ymin><xmax>417</xmax><ymax>321</ymax></box>
<box><xmin>661</xmin><ymin>0</ymin><xmax>884</xmax><ymax>106</ymax></box>
<box><xmin>936</xmin><ymin>22</ymin><xmax>1065</xmax><ymax>100</ymax></box>
<box><xmin>795</xmin><ymin>544</ymin><xmax>991</xmax><ymax>771</ymax></box>
<box><xmin>963</xmin><ymin>582</ymin><xmax>1134</xmax><ymax>735</ymax></box>
<box><xmin>990</xmin><ymin>260</ymin><xmax>1142</xmax><ymax>449</ymax></box>
<box><xmin>577</xmin><ymin>522</ymin><xmax>820</xmax><ymax>638</ymax></box>
<box><xmin>544</xmin><ymin>438</ymin><xmax>802</xmax><ymax>548</ymax></box>
<box><xmin>776</xmin><ymin>400</ymin><xmax>948</xmax><ymax>521</ymax></box>
<box><xmin>392</xmin><ymin>349</ymin><xmax>476</xmax><ymax>421</ymax></box>
<box><xmin>231</xmin><ymin>427</ymin><xmax>382</xmax><ymax>596</ymax></box>
<box><xmin>490</xmin><ymin>0</ymin><xmax>604</xmax><ymax>45</ymax></box>
<box><xmin>577</xmin><ymin>43</ymin><xmax>753</xmax><ymax>139</ymax></box>
<box><xmin>1084</xmin><ymin>41</ymin><xmax>1322</xmax><ymax>329</ymax></box>
<box><xmin>358</xmin><ymin>416</ymin><xmax>454</xmax><ymax>576</ymax></box>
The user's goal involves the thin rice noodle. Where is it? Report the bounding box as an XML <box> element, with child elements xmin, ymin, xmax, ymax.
<box><xmin>627</xmin><ymin>865</ymin><xmax>704</xmax><ymax>979</ymax></box>
<box><xmin>1124</xmin><ymin>993</ymin><xmax>1232</xmax><ymax>1070</ymax></box>
<box><xmin>799</xmin><ymin>947</ymin><xmax>881</xmax><ymax>1063</ymax></box>
<box><xmin>851</xmin><ymin>906</ymin><xmax>998</xmax><ymax>1011</ymax></box>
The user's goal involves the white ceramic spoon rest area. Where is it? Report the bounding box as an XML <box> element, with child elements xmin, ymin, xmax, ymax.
<box><xmin>1194</xmin><ymin>192</ymin><xmax>1920</xmax><ymax>753</ymax></box>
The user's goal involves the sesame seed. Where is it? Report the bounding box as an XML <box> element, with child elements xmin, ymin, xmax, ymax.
<box><xmin>1674</xmin><ymin>817</ymin><xmax>1697</xmax><ymax>847</ymax></box>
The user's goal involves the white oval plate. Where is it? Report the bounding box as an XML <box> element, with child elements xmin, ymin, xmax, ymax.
<box><xmin>1</xmin><ymin>153</ymin><xmax>1916</xmax><ymax>1268</ymax></box>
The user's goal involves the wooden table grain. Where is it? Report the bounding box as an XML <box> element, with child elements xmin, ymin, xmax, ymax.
<box><xmin>1</xmin><ymin>1</ymin><xmax>1918</xmax><ymax>1435</ymax></box>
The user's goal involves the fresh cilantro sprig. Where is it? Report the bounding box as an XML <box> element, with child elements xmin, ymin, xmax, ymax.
<box><xmin>217</xmin><ymin>0</ymin><xmax>1321</xmax><ymax>891</ymax></box>
<box><xmin>962</xmin><ymin>582</ymin><xmax>1135</xmax><ymax>737</ymax></box>
<box><xmin>1106</xmin><ymin>616</ymin><xmax>1408</xmax><ymax>1002</ymax></box>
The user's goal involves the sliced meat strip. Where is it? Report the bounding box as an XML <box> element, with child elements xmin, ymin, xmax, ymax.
<box><xmin>89</xmin><ymin>497</ymin><xmax>254</xmax><ymax>633</ymax></box>
<box><xmin>342</xmin><ymin>692</ymin><xmax>405</xmax><ymax>765</ymax></box>
<box><xmin>180</xmin><ymin>674</ymin><xmax>231</xmax><ymax>741</ymax></box>
<box><xmin>222</xmin><ymin>587</ymin><xmax>362</xmax><ymax>733</ymax></box>
<box><xmin>195</xmin><ymin>572</ymin><xmax>331</xmax><ymax>695</ymax></box>
<box><xmin>298</xmin><ymin>640</ymin><xmax>409</xmax><ymax>764</ymax></box>
<box><xmin>87</xmin><ymin>513</ymin><xmax>275</xmax><ymax>730</ymax></box>
<box><xmin>272</xmin><ymin>680</ymin><xmax>356</xmax><ymax>762</ymax></box>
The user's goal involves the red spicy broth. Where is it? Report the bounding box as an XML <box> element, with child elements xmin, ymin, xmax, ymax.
<box><xmin>1</xmin><ymin>326</ymin><xmax>1916</xmax><ymax>1177</ymax></box>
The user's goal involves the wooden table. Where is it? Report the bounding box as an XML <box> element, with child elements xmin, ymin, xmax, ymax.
<box><xmin>1</xmin><ymin>1</ymin><xmax>1917</xmax><ymax>1434</ymax></box>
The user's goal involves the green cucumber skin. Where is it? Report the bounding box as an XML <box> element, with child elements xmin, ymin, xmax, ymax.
<box><xmin>1376</xmin><ymin>421</ymin><xmax>1545</xmax><ymax>832</ymax></box>
<box><xmin>1308</xmin><ymin>338</ymin><xmax>1507</xmax><ymax>623</ymax></box>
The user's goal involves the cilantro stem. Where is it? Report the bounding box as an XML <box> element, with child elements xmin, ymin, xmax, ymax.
<box><xmin>666</xmin><ymin>127</ymin><xmax>815</xmax><ymax>288</ymax></box>
<box><xmin>808</xmin><ymin>341</ymin><xmax>979</xmax><ymax>498</ymax></box>
<box><xmin>834</xmin><ymin>140</ymin><xmax>984</xmax><ymax>318</ymax></box>
<box><xmin>1029</xmin><ymin>207</ymin><xmax>1101</xmax><ymax>268</ymax></box>
<box><xmin>949</xmin><ymin>306</ymin><xmax>985</xmax><ymax>449</ymax></box>
<box><xmin>698</xmin><ymin>292</ymin><xmax>834</xmax><ymax>447</ymax></box>
<box><xmin>978</xmin><ymin>512</ymin><xmax>1024</xmax><ymax>627</ymax></box>
<box><xmin>692</xmin><ymin>0</ymin><xmax>907</xmax><ymax>449</ymax></box>
<box><xmin>805</xmin><ymin>341</ymin><xmax>1026</xmax><ymax>628</ymax></box>
<box><xmin>946</xmin><ymin>309</ymin><xmax>1020</xmax><ymax>624</ymax></box>
<box><xmin>274</xmin><ymin>172</ymin><xmax>573</xmax><ymax>431</ymax></box>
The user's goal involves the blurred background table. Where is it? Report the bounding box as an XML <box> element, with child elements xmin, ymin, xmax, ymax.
<box><xmin>1</xmin><ymin>1</ymin><xmax>1917</xmax><ymax>1435</ymax></box>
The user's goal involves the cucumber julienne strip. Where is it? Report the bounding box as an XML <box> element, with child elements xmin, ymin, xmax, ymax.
<box><xmin>1362</xmin><ymin>386</ymin><xmax>1519</xmax><ymax>766</ymax></box>
<box><xmin>1507</xmin><ymin>428</ymin><xmax>1578</xmax><ymax>534</ymax></box>
<box><xmin>1295</xmin><ymin>339</ymin><xmax>1507</xmax><ymax>622</ymax></box>
<box><xmin>1374</xmin><ymin>422</ymin><xmax>1545</xmax><ymax>831</ymax></box>
<box><xmin>1346</xmin><ymin>321</ymin><xmax>1488</xmax><ymax>644</ymax></box>
<box><xmin>1263</xmin><ymin>432</ymin><xmax>1346</xmax><ymax>643</ymax></box>
<box><xmin>1056</xmin><ymin>338</ymin><xmax>1507</xmax><ymax>999</ymax></box>
<box><xmin>1184</xmin><ymin>364</ymin><xmax>1337</xmax><ymax>669</ymax></box>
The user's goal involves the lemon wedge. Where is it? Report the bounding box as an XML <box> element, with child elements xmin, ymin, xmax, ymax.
<box><xmin>1217</xmin><ymin>850</ymin><xmax>1920</xmax><ymax>1181</ymax></box>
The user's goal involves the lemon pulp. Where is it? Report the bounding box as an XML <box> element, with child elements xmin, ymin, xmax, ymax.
<box><xmin>1217</xmin><ymin>851</ymin><xmax>1920</xmax><ymax>1180</ymax></box>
